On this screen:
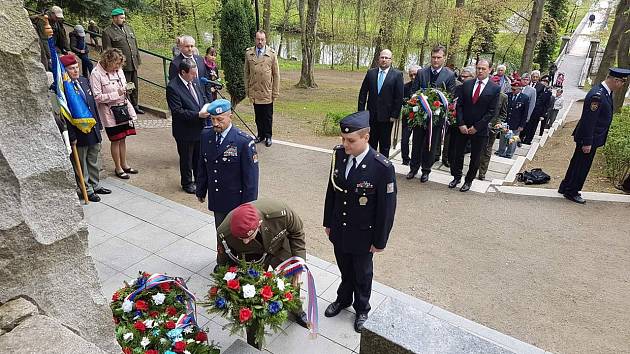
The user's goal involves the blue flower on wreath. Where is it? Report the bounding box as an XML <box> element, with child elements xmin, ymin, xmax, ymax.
<box><xmin>176</xmin><ymin>295</ymin><xmax>184</xmax><ymax>303</ymax></box>
<box><xmin>215</xmin><ymin>297</ymin><xmax>227</xmax><ymax>309</ymax></box>
<box><xmin>268</xmin><ymin>301</ymin><xmax>282</xmax><ymax>314</ymax></box>
<box><xmin>136</xmin><ymin>275</ymin><xmax>147</xmax><ymax>288</ymax></box>
<box><xmin>248</xmin><ymin>268</ymin><xmax>260</xmax><ymax>278</ymax></box>
<box><xmin>165</xmin><ymin>351</ymin><xmax>176</xmax><ymax>354</ymax></box>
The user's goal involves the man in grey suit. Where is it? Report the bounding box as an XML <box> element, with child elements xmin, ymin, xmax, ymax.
<box><xmin>518</xmin><ymin>73</ymin><xmax>536</xmax><ymax>146</ymax></box>
<box><xmin>407</xmin><ymin>45</ymin><xmax>457</xmax><ymax>182</ymax></box>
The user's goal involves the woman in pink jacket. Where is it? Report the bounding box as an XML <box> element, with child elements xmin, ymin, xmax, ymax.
<box><xmin>90</xmin><ymin>48</ymin><xmax>138</xmax><ymax>179</ymax></box>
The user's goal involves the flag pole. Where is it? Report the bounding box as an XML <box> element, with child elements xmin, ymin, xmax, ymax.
<box><xmin>44</xmin><ymin>16</ymin><xmax>89</xmax><ymax>204</ymax></box>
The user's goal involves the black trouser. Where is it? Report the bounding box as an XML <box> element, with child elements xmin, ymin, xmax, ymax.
<box><xmin>254</xmin><ymin>103</ymin><xmax>274</xmax><ymax>139</ymax></box>
<box><xmin>175</xmin><ymin>139</ymin><xmax>199</xmax><ymax>188</ymax></box>
<box><xmin>559</xmin><ymin>145</ymin><xmax>597</xmax><ymax>196</ymax></box>
<box><xmin>368</xmin><ymin>120</ymin><xmax>394</xmax><ymax>158</ymax></box>
<box><xmin>333</xmin><ymin>247</ymin><xmax>373</xmax><ymax>315</ymax></box>
<box><xmin>442</xmin><ymin>125</ymin><xmax>455</xmax><ymax>164</ymax></box>
<box><xmin>124</xmin><ymin>69</ymin><xmax>139</xmax><ymax>108</ymax></box>
<box><xmin>450</xmin><ymin>129</ymin><xmax>488</xmax><ymax>183</ymax></box>
<box><xmin>401</xmin><ymin>119</ymin><xmax>412</xmax><ymax>163</ymax></box>
<box><xmin>521</xmin><ymin>116</ymin><xmax>540</xmax><ymax>144</ymax></box>
<box><xmin>410</xmin><ymin>126</ymin><xmax>440</xmax><ymax>174</ymax></box>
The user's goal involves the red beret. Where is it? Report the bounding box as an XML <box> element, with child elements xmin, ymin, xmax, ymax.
<box><xmin>491</xmin><ymin>75</ymin><xmax>501</xmax><ymax>84</ymax></box>
<box><xmin>60</xmin><ymin>54</ymin><xmax>77</xmax><ymax>67</ymax></box>
<box><xmin>511</xmin><ymin>80</ymin><xmax>522</xmax><ymax>87</ymax></box>
<box><xmin>230</xmin><ymin>203</ymin><xmax>261</xmax><ymax>239</ymax></box>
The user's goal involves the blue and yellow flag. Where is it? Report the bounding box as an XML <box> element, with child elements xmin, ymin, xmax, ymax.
<box><xmin>48</xmin><ymin>37</ymin><xmax>96</xmax><ymax>134</ymax></box>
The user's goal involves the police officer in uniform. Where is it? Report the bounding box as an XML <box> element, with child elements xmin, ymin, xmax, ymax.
<box><xmin>323</xmin><ymin>111</ymin><xmax>397</xmax><ymax>332</ymax></box>
<box><xmin>559</xmin><ymin>67</ymin><xmax>630</xmax><ymax>204</ymax></box>
<box><xmin>196</xmin><ymin>99</ymin><xmax>259</xmax><ymax>232</ymax></box>
<box><xmin>214</xmin><ymin>199</ymin><xmax>309</xmax><ymax>328</ymax></box>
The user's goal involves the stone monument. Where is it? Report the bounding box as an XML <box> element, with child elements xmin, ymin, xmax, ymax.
<box><xmin>0</xmin><ymin>2</ymin><xmax>118</xmax><ymax>352</ymax></box>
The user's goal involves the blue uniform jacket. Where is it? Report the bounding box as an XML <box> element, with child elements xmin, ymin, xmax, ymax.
<box><xmin>323</xmin><ymin>146</ymin><xmax>397</xmax><ymax>254</ymax></box>
<box><xmin>196</xmin><ymin>125</ymin><xmax>259</xmax><ymax>213</ymax></box>
<box><xmin>573</xmin><ymin>83</ymin><xmax>613</xmax><ymax>147</ymax></box>
<box><xmin>505</xmin><ymin>92</ymin><xmax>530</xmax><ymax>130</ymax></box>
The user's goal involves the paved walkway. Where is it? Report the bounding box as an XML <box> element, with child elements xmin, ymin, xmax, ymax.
<box><xmin>86</xmin><ymin>178</ymin><xmax>548</xmax><ymax>354</ymax></box>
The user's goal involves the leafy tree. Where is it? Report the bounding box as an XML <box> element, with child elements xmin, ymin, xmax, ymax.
<box><xmin>521</xmin><ymin>0</ymin><xmax>545</xmax><ymax>73</ymax></box>
<box><xmin>220</xmin><ymin>0</ymin><xmax>254</xmax><ymax>106</ymax></box>
<box><xmin>534</xmin><ymin>0</ymin><xmax>568</xmax><ymax>71</ymax></box>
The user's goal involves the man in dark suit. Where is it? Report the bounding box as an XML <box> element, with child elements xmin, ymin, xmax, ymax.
<box><xmin>521</xmin><ymin>74</ymin><xmax>552</xmax><ymax>144</ymax></box>
<box><xmin>323</xmin><ymin>111</ymin><xmax>397</xmax><ymax>333</ymax></box>
<box><xmin>168</xmin><ymin>36</ymin><xmax>209</xmax><ymax>100</ymax></box>
<box><xmin>358</xmin><ymin>49</ymin><xmax>404</xmax><ymax>158</ymax></box>
<box><xmin>61</xmin><ymin>54</ymin><xmax>112</xmax><ymax>202</ymax></box>
<box><xmin>407</xmin><ymin>45</ymin><xmax>457</xmax><ymax>181</ymax></box>
<box><xmin>196</xmin><ymin>99</ymin><xmax>259</xmax><ymax>232</ymax></box>
<box><xmin>496</xmin><ymin>80</ymin><xmax>530</xmax><ymax>158</ymax></box>
<box><xmin>559</xmin><ymin>68</ymin><xmax>629</xmax><ymax>204</ymax></box>
<box><xmin>449</xmin><ymin>59</ymin><xmax>500</xmax><ymax>192</ymax></box>
<box><xmin>401</xmin><ymin>65</ymin><xmax>420</xmax><ymax>165</ymax></box>
<box><xmin>166</xmin><ymin>59</ymin><xmax>210</xmax><ymax>194</ymax></box>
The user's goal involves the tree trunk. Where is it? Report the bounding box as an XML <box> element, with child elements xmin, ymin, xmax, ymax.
<box><xmin>330</xmin><ymin>0</ymin><xmax>335</xmax><ymax>69</ymax></box>
<box><xmin>355</xmin><ymin>0</ymin><xmax>362</xmax><ymax>69</ymax></box>
<box><xmin>398</xmin><ymin>1</ymin><xmax>416</xmax><ymax>70</ymax></box>
<box><xmin>263</xmin><ymin>0</ymin><xmax>272</xmax><ymax>34</ymax></box>
<box><xmin>520</xmin><ymin>0</ymin><xmax>545</xmax><ymax>73</ymax></box>
<box><xmin>370</xmin><ymin>0</ymin><xmax>396</xmax><ymax>68</ymax></box>
<box><xmin>613</xmin><ymin>20</ymin><xmax>629</xmax><ymax>113</ymax></box>
<box><xmin>464</xmin><ymin>31</ymin><xmax>475</xmax><ymax>66</ymax></box>
<box><xmin>418</xmin><ymin>0</ymin><xmax>433</xmax><ymax>66</ymax></box>
<box><xmin>446</xmin><ymin>0</ymin><xmax>465</xmax><ymax>67</ymax></box>
<box><xmin>594</xmin><ymin>0</ymin><xmax>630</xmax><ymax>85</ymax></box>
<box><xmin>297</xmin><ymin>0</ymin><xmax>321</xmax><ymax>88</ymax></box>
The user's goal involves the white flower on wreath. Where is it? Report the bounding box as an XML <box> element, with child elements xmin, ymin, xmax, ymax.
<box><xmin>122</xmin><ymin>300</ymin><xmax>133</xmax><ymax>313</ymax></box>
<box><xmin>183</xmin><ymin>326</ymin><xmax>194</xmax><ymax>334</ymax></box>
<box><xmin>140</xmin><ymin>337</ymin><xmax>151</xmax><ymax>348</ymax></box>
<box><xmin>184</xmin><ymin>350</ymin><xmax>192</xmax><ymax>354</ymax></box>
<box><xmin>276</xmin><ymin>278</ymin><xmax>285</xmax><ymax>291</ymax></box>
<box><xmin>435</xmin><ymin>108</ymin><xmax>441</xmax><ymax>115</ymax></box>
<box><xmin>412</xmin><ymin>106</ymin><xmax>419</xmax><ymax>112</ymax></box>
<box><xmin>152</xmin><ymin>292</ymin><xmax>166</xmax><ymax>306</ymax></box>
<box><xmin>223</xmin><ymin>272</ymin><xmax>237</xmax><ymax>281</ymax></box>
<box><xmin>242</xmin><ymin>284</ymin><xmax>256</xmax><ymax>299</ymax></box>
<box><xmin>143</xmin><ymin>319</ymin><xmax>154</xmax><ymax>329</ymax></box>
<box><xmin>123</xmin><ymin>332</ymin><xmax>133</xmax><ymax>342</ymax></box>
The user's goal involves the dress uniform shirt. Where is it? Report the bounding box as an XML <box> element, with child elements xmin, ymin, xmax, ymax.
<box><xmin>345</xmin><ymin>145</ymin><xmax>370</xmax><ymax>178</ymax></box>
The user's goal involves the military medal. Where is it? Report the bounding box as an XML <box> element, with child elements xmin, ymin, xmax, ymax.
<box><xmin>359</xmin><ymin>196</ymin><xmax>368</xmax><ymax>205</ymax></box>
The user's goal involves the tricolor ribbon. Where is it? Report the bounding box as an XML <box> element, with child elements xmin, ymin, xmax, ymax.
<box><xmin>416</xmin><ymin>93</ymin><xmax>433</xmax><ymax>147</ymax></box>
<box><xmin>275</xmin><ymin>257</ymin><xmax>318</xmax><ymax>337</ymax></box>
<box><xmin>434</xmin><ymin>89</ymin><xmax>451</xmax><ymax>144</ymax></box>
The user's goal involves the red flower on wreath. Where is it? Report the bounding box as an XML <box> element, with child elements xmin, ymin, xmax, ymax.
<box><xmin>195</xmin><ymin>331</ymin><xmax>208</xmax><ymax>342</ymax></box>
<box><xmin>135</xmin><ymin>300</ymin><xmax>149</xmax><ymax>311</ymax></box>
<box><xmin>159</xmin><ymin>282</ymin><xmax>171</xmax><ymax>292</ymax></box>
<box><xmin>228</xmin><ymin>266</ymin><xmax>238</xmax><ymax>273</ymax></box>
<box><xmin>133</xmin><ymin>321</ymin><xmax>147</xmax><ymax>332</ymax></box>
<box><xmin>145</xmin><ymin>350</ymin><xmax>158</xmax><ymax>354</ymax></box>
<box><xmin>227</xmin><ymin>279</ymin><xmax>240</xmax><ymax>291</ymax></box>
<box><xmin>165</xmin><ymin>320</ymin><xmax>176</xmax><ymax>329</ymax></box>
<box><xmin>111</xmin><ymin>292</ymin><xmax>119</xmax><ymax>301</ymax></box>
<box><xmin>122</xmin><ymin>347</ymin><xmax>132</xmax><ymax>354</ymax></box>
<box><xmin>263</xmin><ymin>272</ymin><xmax>273</xmax><ymax>278</ymax></box>
<box><xmin>209</xmin><ymin>286</ymin><xmax>218</xmax><ymax>297</ymax></box>
<box><xmin>113</xmin><ymin>316</ymin><xmax>119</xmax><ymax>324</ymax></box>
<box><xmin>284</xmin><ymin>292</ymin><xmax>294</xmax><ymax>301</ymax></box>
<box><xmin>433</xmin><ymin>101</ymin><xmax>441</xmax><ymax>107</ymax></box>
<box><xmin>239</xmin><ymin>307</ymin><xmax>253</xmax><ymax>323</ymax></box>
<box><xmin>166</xmin><ymin>306</ymin><xmax>178</xmax><ymax>316</ymax></box>
<box><xmin>149</xmin><ymin>311</ymin><xmax>159</xmax><ymax>318</ymax></box>
<box><xmin>173</xmin><ymin>341</ymin><xmax>187</xmax><ymax>353</ymax></box>
<box><xmin>409</xmin><ymin>112</ymin><xmax>415</xmax><ymax>121</ymax></box>
<box><xmin>260</xmin><ymin>285</ymin><xmax>274</xmax><ymax>301</ymax></box>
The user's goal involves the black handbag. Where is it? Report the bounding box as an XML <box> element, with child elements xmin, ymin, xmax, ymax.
<box><xmin>111</xmin><ymin>103</ymin><xmax>131</xmax><ymax>124</ymax></box>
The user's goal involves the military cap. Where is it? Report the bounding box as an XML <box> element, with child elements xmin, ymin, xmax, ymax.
<box><xmin>207</xmin><ymin>99</ymin><xmax>232</xmax><ymax>115</ymax></box>
<box><xmin>111</xmin><ymin>8</ymin><xmax>125</xmax><ymax>16</ymax></box>
<box><xmin>540</xmin><ymin>75</ymin><xmax>550</xmax><ymax>82</ymax></box>
<box><xmin>60</xmin><ymin>54</ymin><xmax>77</xmax><ymax>67</ymax></box>
<box><xmin>340</xmin><ymin>111</ymin><xmax>370</xmax><ymax>133</ymax></box>
<box><xmin>511</xmin><ymin>80</ymin><xmax>522</xmax><ymax>87</ymax></box>
<box><xmin>609</xmin><ymin>68</ymin><xmax>630</xmax><ymax>78</ymax></box>
<box><xmin>491</xmin><ymin>75</ymin><xmax>501</xmax><ymax>84</ymax></box>
<box><xmin>230</xmin><ymin>203</ymin><xmax>261</xmax><ymax>239</ymax></box>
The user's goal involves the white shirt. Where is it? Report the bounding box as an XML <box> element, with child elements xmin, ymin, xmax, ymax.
<box><xmin>553</xmin><ymin>95</ymin><xmax>564</xmax><ymax>110</ymax></box>
<box><xmin>179</xmin><ymin>74</ymin><xmax>192</xmax><ymax>88</ymax></box>
<box><xmin>472</xmin><ymin>77</ymin><xmax>489</xmax><ymax>97</ymax></box>
<box><xmin>431</xmin><ymin>66</ymin><xmax>443</xmax><ymax>75</ymax></box>
<box><xmin>601</xmin><ymin>81</ymin><xmax>612</xmax><ymax>96</ymax></box>
<box><xmin>345</xmin><ymin>145</ymin><xmax>370</xmax><ymax>178</ymax></box>
<box><xmin>217</xmin><ymin>123</ymin><xmax>232</xmax><ymax>142</ymax></box>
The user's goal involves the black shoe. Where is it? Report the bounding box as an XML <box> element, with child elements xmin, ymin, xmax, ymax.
<box><xmin>254</xmin><ymin>136</ymin><xmax>265</xmax><ymax>144</ymax></box>
<box><xmin>557</xmin><ymin>188</ymin><xmax>565</xmax><ymax>194</ymax></box>
<box><xmin>406</xmin><ymin>170</ymin><xmax>417</xmax><ymax>180</ymax></box>
<box><xmin>183</xmin><ymin>184</ymin><xmax>196</xmax><ymax>194</ymax></box>
<box><xmin>442</xmin><ymin>160</ymin><xmax>450</xmax><ymax>168</ymax></box>
<box><xmin>324</xmin><ymin>302</ymin><xmax>349</xmax><ymax>318</ymax></box>
<box><xmin>265</xmin><ymin>138</ymin><xmax>272</xmax><ymax>147</ymax></box>
<box><xmin>94</xmin><ymin>187</ymin><xmax>112</xmax><ymax>195</ymax></box>
<box><xmin>460</xmin><ymin>182</ymin><xmax>471</xmax><ymax>192</ymax></box>
<box><xmin>354</xmin><ymin>313</ymin><xmax>368</xmax><ymax>333</ymax></box>
<box><xmin>134</xmin><ymin>106</ymin><xmax>145</xmax><ymax>114</ymax></box>
<box><xmin>448</xmin><ymin>178</ymin><xmax>460</xmax><ymax>188</ymax></box>
<box><xmin>293</xmin><ymin>311</ymin><xmax>309</xmax><ymax>329</ymax></box>
<box><xmin>477</xmin><ymin>175</ymin><xmax>485</xmax><ymax>181</ymax></box>
<box><xmin>420</xmin><ymin>173</ymin><xmax>429</xmax><ymax>183</ymax></box>
<box><xmin>564</xmin><ymin>193</ymin><xmax>586</xmax><ymax>204</ymax></box>
<box><xmin>402</xmin><ymin>159</ymin><xmax>410</xmax><ymax>166</ymax></box>
<box><xmin>517</xmin><ymin>142</ymin><xmax>522</xmax><ymax>147</ymax></box>
<box><xmin>86</xmin><ymin>193</ymin><xmax>101</xmax><ymax>202</ymax></box>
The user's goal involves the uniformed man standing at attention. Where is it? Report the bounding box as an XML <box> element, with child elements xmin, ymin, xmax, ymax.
<box><xmin>214</xmin><ymin>199</ymin><xmax>309</xmax><ymax>328</ymax></box>
<box><xmin>559</xmin><ymin>68</ymin><xmax>629</xmax><ymax>204</ymax></box>
<box><xmin>322</xmin><ymin>111</ymin><xmax>397</xmax><ymax>332</ymax></box>
<box><xmin>196</xmin><ymin>98</ymin><xmax>259</xmax><ymax>233</ymax></box>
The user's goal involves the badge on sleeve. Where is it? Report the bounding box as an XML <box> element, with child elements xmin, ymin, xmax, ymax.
<box><xmin>252</xmin><ymin>153</ymin><xmax>258</xmax><ymax>163</ymax></box>
<box><xmin>590</xmin><ymin>101</ymin><xmax>599</xmax><ymax>111</ymax></box>
<box><xmin>386</xmin><ymin>182</ymin><xmax>394</xmax><ymax>194</ymax></box>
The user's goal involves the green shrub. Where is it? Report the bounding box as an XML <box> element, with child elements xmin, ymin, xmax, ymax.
<box><xmin>602</xmin><ymin>106</ymin><xmax>630</xmax><ymax>184</ymax></box>
<box><xmin>319</xmin><ymin>111</ymin><xmax>351</xmax><ymax>136</ymax></box>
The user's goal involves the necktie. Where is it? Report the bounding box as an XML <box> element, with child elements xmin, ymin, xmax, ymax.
<box><xmin>215</xmin><ymin>132</ymin><xmax>222</xmax><ymax>149</ymax></box>
<box><xmin>472</xmin><ymin>80</ymin><xmax>482</xmax><ymax>104</ymax></box>
<box><xmin>74</xmin><ymin>81</ymin><xmax>86</xmax><ymax>102</ymax></box>
<box><xmin>346</xmin><ymin>157</ymin><xmax>357</xmax><ymax>179</ymax></box>
<box><xmin>377</xmin><ymin>71</ymin><xmax>385</xmax><ymax>94</ymax></box>
<box><xmin>188</xmin><ymin>81</ymin><xmax>199</xmax><ymax>105</ymax></box>
<box><xmin>257</xmin><ymin>49</ymin><xmax>262</xmax><ymax>57</ymax></box>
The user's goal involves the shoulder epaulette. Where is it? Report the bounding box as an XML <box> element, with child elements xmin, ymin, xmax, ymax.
<box><xmin>374</xmin><ymin>152</ymin><xmax>392</xmax><ymax>167</ymax></box>
<box><xmin>264</xmin><ymin>209</ymin><xmax>287</xmax><ymax>219</ymax></box>
<box><xmin>333</xmin><ymin>144</ymin><xmax>344</xmax><ymax>150</ymax></box>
